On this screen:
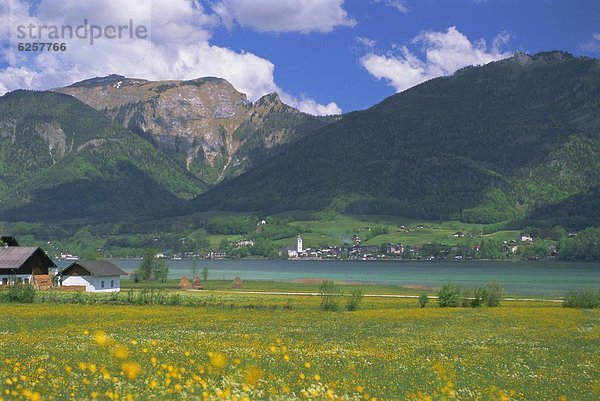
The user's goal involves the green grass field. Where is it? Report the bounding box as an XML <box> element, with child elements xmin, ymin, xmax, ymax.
<box><xmin>122</xmin><ymin>280</ymin><xmax>427</xmax><ymax>296</ymax></box>
<box><xmin>0</xmin><ymin>288</ymin><xmax>598</xmax><ymax>400</ymax></box>
<box><xmin>271</xmin><ymin>214</ymin><xmax>518</xmax><ymax>249</ymax></box>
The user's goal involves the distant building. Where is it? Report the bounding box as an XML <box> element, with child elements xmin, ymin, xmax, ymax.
<box><xmin>206</xmin><ymin>250</ymin><xmax>226</xmax><ymax>259</ymax></box>
<box><xmin>296</xmin><ymin>236</ymin><xmax>303</xmax><ymax>253</ymax></box>
<box><xmin>61</xmin><ymin>261</ymin><xmax>128</xmax><ymax>293</ymax></box>
<box><xmin>387</xmin><ymin>244</ymin><xmax>405</xmax><ymax>255</ymax></box>
<box><xmin>453</xmin><ymin>232</ymin><xmax>465</xmax><ymax>238</ymax></box>
<box><xmin>236</xmin><ymin>240</ymin><xmax>254</xmax><ymax>248</ymax></box>
<box><xmin>502</xmin><ymin>240</ymin><xmax>519</xmax><ymax>253</ymax></box>
<box><xmin>521</xmin><ymin>234</ymin><xmax>533</xmax><ymax>242</ymax></box>
<box><xmin>0</xmin><ymin>246</ymin><xmax>57</xmax><ymax>289</ymax></box>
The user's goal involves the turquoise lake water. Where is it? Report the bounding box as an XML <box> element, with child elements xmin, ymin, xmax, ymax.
<box><xmin>58</xmin><ymin>259</ymin><xmax>600</xmax><ymax>297</ymax></box>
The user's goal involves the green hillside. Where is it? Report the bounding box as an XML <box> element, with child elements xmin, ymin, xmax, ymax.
<box><xmin>194</xmin><ymin>52</ymin><xmax>600</xmax><ymax>228</ymax></box>
<box><xmin>0</xmin><ymin>90</ymin><xmax>205</xmax><ymax>223</ymax></box>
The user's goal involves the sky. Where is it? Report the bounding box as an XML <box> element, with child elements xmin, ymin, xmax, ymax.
<box><xmin>0</xmin><ymin>0</ymin><xmax>599</xmax><ymax>115</ymax></box>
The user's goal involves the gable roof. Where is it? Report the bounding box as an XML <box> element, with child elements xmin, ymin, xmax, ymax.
<box><xmin>62</xmin><ymin>261</ymin><xmax>129</xmax><ymax>277</ymax></box>
<box><xmin>0</xmin><ymin>247</ymin><xmax>56</xmax><ymax>270</ymax></box>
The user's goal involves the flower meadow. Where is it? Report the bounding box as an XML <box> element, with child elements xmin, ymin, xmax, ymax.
<box><xmin>0</xmin><ymin>297</ymin><xmax>598</xmax><ymax>400</ymax></box>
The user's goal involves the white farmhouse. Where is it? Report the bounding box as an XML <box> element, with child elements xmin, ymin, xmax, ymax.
<box><xmin>61</xmin><ymin>261</ymin><xmax>128</xmax><ymax>292</ymax></box>
<box><xmin>521</xmin><ymin>234</ymin><xmax>533</xmax><ymax>242</ymax></box>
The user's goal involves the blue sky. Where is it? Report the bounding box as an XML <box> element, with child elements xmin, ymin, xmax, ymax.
<box><xmin>1</xmin><ymin>0</ymin><xmax>599</xmax><ymax>114</ymax></box>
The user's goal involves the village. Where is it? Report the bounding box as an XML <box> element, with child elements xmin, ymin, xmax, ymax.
<box><xmin>201</xmin><ymin>231</ymin><xmax>553</xmax><ymax>261</ymax></box>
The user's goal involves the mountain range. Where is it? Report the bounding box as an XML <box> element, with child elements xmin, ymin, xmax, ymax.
<box><xmin>0</xmin><ymin>51</ymin><xmax>599</xmax><ymax>230</ymax></box>
<box><xmin>193</xmin><ymin>51</ymin><xmax>600</xmax><ymax>228</ymax></box>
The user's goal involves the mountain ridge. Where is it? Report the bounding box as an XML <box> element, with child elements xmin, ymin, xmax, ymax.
<box><xmin>55</xmin><ymin>75</ymin><xmax>334</xmax><ymax>186</ymax></box>
<box><xmin>190</xmin><ymin>51</ymin><xmax>600</xmax><ymax>227</ymax></box>
<box><xmin>0</xmin><ymin>90</ymin><xmax>205</xmax><ymax>222</ymax></box>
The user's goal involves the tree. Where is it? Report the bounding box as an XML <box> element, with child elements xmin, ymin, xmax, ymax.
<box><xmin>153</xmin><ymin>259</ymin><xmax>169</xmax><ymax>283</ymax></box>
<box><xmin>191</xmin><ymin>260</ymin><xmax>198</xmax><ymax>278</ymax></box>
<box><xmin>437</xmin><ymin>282</ymin><xmax>462</xmax><ymax>307</ymax></box>
<box><xmin>201</xmin><ymin>267</ymin><xmax>209</xmax><ymax>282</ymax></box>
<box><xmin>418</xmin><ymin>293</ymin><xmax>429</xmax><ymax>308</ymax></box>
<box><xmin>136</xmin><ymin>250</ymin><xmax>155</xmax><ymax>281</ymax></box>
<box><xmin>345</xmin><ymin>289</ymin><xmax>364</xmax><ymax>311</ymax></box>
<box><xmin>479</xmin><ymin>239</ymin><xmax>502</xmax><ymax>260</ymax></box>
<box><xmin>484</xmin><ymin>281</ymin><xmax>503</xmax><ymax>307</ymax></box>
<box><xmin>319</xmin><ymin>280</ymin><xmax>341</xmax><ymax>311</ymax></box>
<box><xmin>135</xmin><ymin>250</ymin><xmax>169</xmax><ymax>282</ymax></box>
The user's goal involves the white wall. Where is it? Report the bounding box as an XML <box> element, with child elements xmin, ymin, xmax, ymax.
<box><xmin>61</xmin><ymin>275</ymin><xmax>121</xmax><ymax>292</ymax></box>
<box><xmin>0</xmin><ymin>274</ymin><xmax>33</xmax><ymax>286</ymax></box>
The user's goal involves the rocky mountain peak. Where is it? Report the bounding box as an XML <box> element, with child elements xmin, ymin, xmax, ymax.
<box><xmin>54</xmin><ymin>76</ymin><xmax>329</xmax><ymax>186</ymax></box>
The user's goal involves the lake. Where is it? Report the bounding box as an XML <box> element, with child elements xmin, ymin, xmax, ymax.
<box><xmin>58</xmin><ymin>259</ymin><xmax>600</xmax><ymax>297</ymax></box>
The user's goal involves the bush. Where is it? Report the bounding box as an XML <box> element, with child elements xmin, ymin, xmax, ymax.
<box><xmin>319</xmin><ymin>280</ymin><xmax>340</xmax><ymax>311</ymax></box>
<box><xmin>418</xmin><ymin>293</ymin><xmax>429</xmax><ymax>308</ymax></box>
<box><xmin>345</xmin><ymin>289</ymin><xmax>364</xmax><ymax>311</ymax></box>
<box><xmin>438</xmin><ymin>283</ymin><xmax>462</xmax><ymax>307</ymax></box>
<box><xmin>563</xmin><ymin>288</ymin><xmax>600</xmax><ymax>309</ymax></box>
<box><xmin>465</xmin><ymin>287</ymin><xmax>488</xmax><ymax>308</ymax></box>
<box><xmin>484</xmin><ymin>281</ymin><xmax>503</xmax><ymax>307</ymax></box>
<box><xmin>5</xmin><ymin>284</ymin><xmax>36</xmax><ymax>303</ymax></box>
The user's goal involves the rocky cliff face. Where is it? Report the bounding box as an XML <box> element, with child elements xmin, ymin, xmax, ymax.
<box><xmin>56</xmin><ymin>75</ymin><xmax>331</xmax><ymax>185</ymax></box>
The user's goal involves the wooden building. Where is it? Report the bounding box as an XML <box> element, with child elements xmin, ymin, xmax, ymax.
<box><xmin>0</xmin><ymin>246</ymin><xmax>57</xmax><ymax>289</ymax></box>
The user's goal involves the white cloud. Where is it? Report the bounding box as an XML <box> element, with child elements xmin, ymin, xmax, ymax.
<box><xmin>372</xmin><ymin>0</ymin><xmax>408</xmax><ymax>13</ymax></box>
<box><xmin>356</xmin><ymin>36</ymin><xmax>377</xmax><ymax>49</ymax></box>
<box><xmin>213</xmin><ymin>0</ymin><xmax>356</xmax><ymax>33</ymax></box>
<box><xmin>281</xmin><ymin>93</ymin><xmax>342</xmax><ymax>115</ymax></box>
<box><xmin>0</xmin><ymin>0</ymin><xmax>340</xmax><ymax>115</ymax></box>
<box><xmin>360</xmin><ymin>26</ymin><xmax>513</xmax><ymax>92</ymax></box>
<box><xmin>385</xmin><ymin>0</ymin><xmax>409</xmax><ymax>13</ymax></box>
<box><xmin>580</xmin><ymin>32</ymin><xmax>600</xmax><ymax>53</ymax></box>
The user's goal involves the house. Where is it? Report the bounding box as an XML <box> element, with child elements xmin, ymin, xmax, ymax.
<box><xmin>205</xmin><ymin>250</ymin><xmax>226</xmax><ymax>259</ymax></box>
<box><xmin>0</xmin><ymin>246</ymin><xmax>57</xmax><ymax>289</ymax></box>
<box><xmin>387</xmin><ymin>244</ymin><xmax>405</xmax><ymax>255</ymax></box>
<box><xmin>453</xmin><ymin>232</ymin><xmax>465</xmax><ymax>238</ymax></box>
<box><xmin>521</xmin><ymin>234</ymin><xmax>533</xmax><ymax>242</ymax></box>
<box><xmin>61</xmin><ymin>260</ymin><xmax>128</xmax><ymax>292</ymax></box>
<box><xmin>502</xmin><ymin>240</ymin><xmax>519</xmax><ymax>253</ymax></box>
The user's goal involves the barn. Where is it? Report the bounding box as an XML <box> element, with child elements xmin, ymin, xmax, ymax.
<box><xmin>0</xmin><ymin>246</ymin><xmax>57</xmax><ymax>289</ymax></box>
<box><xmin>61</xmin><ymin>261</ymin><xmax>128</xmax><ymax>292</ymax></box>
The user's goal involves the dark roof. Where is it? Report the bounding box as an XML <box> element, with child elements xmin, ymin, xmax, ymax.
<box><xmin>62</xmin><ymin>261</ymin><xmax>129</xmax><ymax>277</ymax></box>
<box><xmin>0</xmin><ymin>247</ymin><xmax>56</xmax><ymax>270</ymax></box>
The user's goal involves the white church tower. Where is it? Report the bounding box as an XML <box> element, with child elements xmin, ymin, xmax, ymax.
<box><xmin>296</xmin><ymin>235</ymin><xmax>303</xmax><ymax>253</ymax></box>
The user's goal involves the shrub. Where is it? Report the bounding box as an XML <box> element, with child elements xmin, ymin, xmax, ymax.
<box><xmin>5</xmin><ymin>284</ymin><xmax>36</xmax><ymax>303</ymax></box>
<box><xmin>418</xmin><ymin>293</ymin><xmax>429</xmax><ymax>308</ymax></box>
<box><xmin>563</xmin><ymin>288</ymin><xmax>600</xmax><ymax>309</ymax></box>
<box><xmin>484</xmin><ymin>281</ymin><xmax>503</xmax><ymax>307</ymax></box>
<box><xmin>466</xmin><ymin>287</ymin><xmax>487</xmax><ymax>308</ymax></box>
<box><xmin>319</xmin><ymin>280</ymin><xmax>340</xmax><ymax>311</ymax></box>
<box><xmin>437</xmin><ymin>283</ymin><xmax>462</xmax><ymax>307</ymax></box>
<box><xmin>346</xmin><ymin>289</ymin><xmax>364</xmax><ymax>311</ymax></box>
